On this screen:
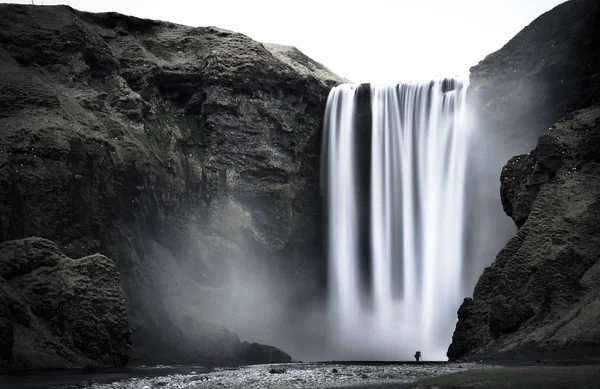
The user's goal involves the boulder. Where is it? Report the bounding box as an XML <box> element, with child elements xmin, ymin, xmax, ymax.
<box><xmin>237</xmin><ymin>341</ymin><xmax>292</xmax><ymax>364</ymax></box>
<box><xmin>0</xmin><ymin>237</ymin><xmax>131</xmax><ymax>371</ymax></box>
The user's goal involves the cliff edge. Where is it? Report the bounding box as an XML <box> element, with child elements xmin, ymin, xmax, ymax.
<box><xmin>449</xmin><ymin>0</ymin><xmax>600</xmax><ymax>362</ymax></box>
<box><xmin>0</xmin><ymin>4</ymin><xmax>341</xmax><ymax>367</ymax></box>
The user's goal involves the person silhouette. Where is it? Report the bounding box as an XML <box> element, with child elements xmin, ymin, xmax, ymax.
<box><xmin>414</xmin><ymin>351</ymin><xmax>421</xmax><ymax>362</ymax></box>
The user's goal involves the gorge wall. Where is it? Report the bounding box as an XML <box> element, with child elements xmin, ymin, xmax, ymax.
<box><xmin>462</xmin><ymin>0</ymin><xmax>600</xmax><ymax>296</ymax></box>
<box><xmin>449</xmin><ymin>0</ymin><xmax>600</xmax><ymax>362</ymax></box>
<box><xmin>0</xmin><ymin>4</ymin><xmax>343</xmax><ymax>368</ymax></box>
<box><xmin>2</xmin><ymin>0</ymin><xmax>599</xmax><ymax>370</ymax></box>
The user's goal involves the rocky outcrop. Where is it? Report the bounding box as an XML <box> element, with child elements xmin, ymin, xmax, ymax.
<box><xmin>0</xmin><ymin>4</ymin><xmax>341</xmax><ymax>364</ymax></box>
<box><xmin>237</xmin><ymin>341</ymin><xmax>292</xmax><ymax>365</ymax></box>
<box><xmin>449</xmin><ymin>0</ymin><xmax>600</xmax><ymax>362</ymax></box>
<box><xmin>449</xmin><ymin>107</ymin><xmax>600</xmax><ymax>362</ymax></box>
<box><xmin>462</xmin><ymin>0</ymin><xmax>600</xmax><ymax>293</ymax></box>
<box><xmin>499</xmin><ymin>135</ymin><xmax>567</xmax><ymax>229</ymax></box>
<box><xmin>0</xmin><ymin>237</ymin><xmax>131</xmax><ymax>370</ymax></box>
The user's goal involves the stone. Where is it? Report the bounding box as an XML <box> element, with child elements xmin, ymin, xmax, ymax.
<box><xmin>500</xmin><ymin>136</ymin><xmax>567</xmax><ymax>228</ymax></box>
<box><xmin>238</xmin><ymin>341</ymin><xmax>292</xmax><ymax>365</ymax></box>
<box><xmin>268</xmin><ymin>367</ymin><xmax>287</xmax><ymax>374</ymax></box>
<box><xmin>0</xmin><ymin>289</ymin><xmax>15</xmax><ymax>368</ymax></box>
<box><xmin>0</xmin><ymin>237</ymin><xmax>131</xmax><ymax>371</ymax></box>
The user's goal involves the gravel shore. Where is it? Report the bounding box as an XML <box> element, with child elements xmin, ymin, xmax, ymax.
<box><xmin>4</xmin><ymin>362</ymin><xmax>598</xmax><ymax>389</ymax></box>
<box><xmin>1</xmin><ymin>362</ymin><xmax>486</xmax><ymax>389</ymax></box>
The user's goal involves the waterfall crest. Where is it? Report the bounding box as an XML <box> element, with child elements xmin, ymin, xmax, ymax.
<box><xmin>322</xmin><ymin>79</ymin><xmax>469</xmax><ymax>360</ymax></box>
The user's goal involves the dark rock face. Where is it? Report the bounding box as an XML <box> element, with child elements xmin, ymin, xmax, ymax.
<box><xmin>449</xmin><ymin>108</ymin><xmax>600</xmax><ymax>361</ymax></box>
<box><xmin>0</xmin><ymin>290</ymin><xmax>15</xmax><ymax>369</ymax></box>
<box><xmin>0</xmin><ymin>4</ymin><xmax>342</xmax><ymax>364</ymax></box>
<box><xmin>500</xmin><ymin>136</ymin><xmax>567</xmax><ymax>229</ymax></box>
<box><xmin>462</xmin><ymin>0</ymin><xmax>600</xmax><ymax>295</ymax></box>
<box><xmin>449</xmin><ymin>0</ymin><xmax>600</xmax><ymax>362</ymax></box>
<box><xmin>469</xmin><ymin>0</ymin><xmax>600</xmax><ymax>152</ymax></box>
<box><xmin>237</xmin><ymin>341</ymin><xmax>292</xmax><ymax>365</ymax></box>
<box><xmin>0</xmin><ymin>237</ymin><xmax>131</xmax><ymax>370</ymax></box>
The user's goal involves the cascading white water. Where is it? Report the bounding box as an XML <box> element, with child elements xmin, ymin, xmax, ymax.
<box><xmin>322</xmin><ymin>79</ymin><xmax>469</xmax><ymax>360</ymax></box>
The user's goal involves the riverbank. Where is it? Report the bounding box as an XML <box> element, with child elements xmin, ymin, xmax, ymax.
<box><xmin>0</xmin><ymin>362</ymin><xmax>484</xmax><ymax>389</ymax></box>
<box><xmin>2</xmin><ymin>362</ymin><xmax>598</xmax><ymax>389</ymax></box>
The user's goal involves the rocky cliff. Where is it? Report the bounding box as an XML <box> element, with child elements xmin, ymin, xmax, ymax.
<box><xmin>0</xmin><ymin>4</ymin><xmax>343</xmax><ymax>367</ymax></box>
<box><xmin>468</xmin><ymin>0</ymin><xmax>600</xmax><ymax>153</ymax></box>
<box><xmin>462</xmin><ymin>0</ymin><xmax>600</xmax><ymax>292</ymax></box>
<box><xmin>449</xmin><ymin>0</ymin><xmax>600</xmax><ymax>362</ymax></box>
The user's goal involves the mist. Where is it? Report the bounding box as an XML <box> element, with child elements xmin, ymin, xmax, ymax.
<box><xmin>142</xmin><ymin>70</ymin><xmax>551</xmax><ymax>363</ymax></box>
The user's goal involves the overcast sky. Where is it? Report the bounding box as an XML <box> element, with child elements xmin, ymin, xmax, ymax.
<box><xmin>5</xmin><ymin>0</ymin><xmax>566</xmax><ymax>82</ymax></box>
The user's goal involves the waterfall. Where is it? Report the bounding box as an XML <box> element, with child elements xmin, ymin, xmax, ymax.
<box><xmin>322</xmin><ymin>79</ymin><xmax>469</xmax><ymax>360</ymax></box>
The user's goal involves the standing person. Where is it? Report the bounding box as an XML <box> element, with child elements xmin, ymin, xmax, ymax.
<box><xmin>414</xmin><ymin>351</ymin><xmax>421</xmax><ymax>362</ymax></box>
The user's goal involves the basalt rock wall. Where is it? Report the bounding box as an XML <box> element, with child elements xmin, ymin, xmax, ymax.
<box><xmin>0</xmin><ymin>4</ymin><xmax>343</xmax><ymax>365</ymax></box>
<box><xmin>449</xmin><ymin>0</ymin><xmax>600</xmax><ymax>362</ymax></box>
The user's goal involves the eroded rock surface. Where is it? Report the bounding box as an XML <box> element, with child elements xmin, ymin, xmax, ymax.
<box><xmin>462</xmin><ymin>0</ymin><xmax>600</xmax><ymax>296</ymax></box>
<box><xmin>449</xmin><ymin>0</ymin><xmax>600</xmax><ymax>362</ymax></box>
<box><xmin>449</xmin><ymin>106</ymin><xmax>600</xmax><ymax>362</ymax></box>
<box><xmin>0</xmin><ymin>4</ymin><xmax>341</xmax><ymax>364</ymax></box>
<box><xmin>0</xmin><ymin>237</ymin><xmax>131</xmax><ymax>370</ymax></box>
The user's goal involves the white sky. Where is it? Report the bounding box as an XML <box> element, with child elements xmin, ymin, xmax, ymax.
<box><xmin>5</xmin><ymin>0</ymin><xmax>566</xmax><ymax>82</ymax></box>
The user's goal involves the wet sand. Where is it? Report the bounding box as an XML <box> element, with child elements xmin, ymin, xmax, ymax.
<box><xmin>375</xmin><ymin>365</ymin><xmax>600</xmax><ymax>389</ymax></box>
<box><xmin>0</xmin><ymin>365</ymin><xmax>212</xmax><ymax>389</ymax></box>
